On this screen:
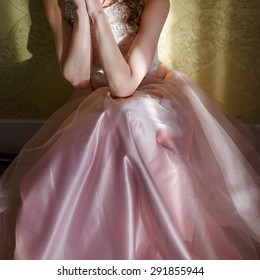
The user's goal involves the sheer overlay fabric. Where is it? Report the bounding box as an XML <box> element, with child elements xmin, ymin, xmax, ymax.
<box><xmin>0</xmin><ymin>1</ymin><xmax>260</xmax><ymax>260</ymax></box>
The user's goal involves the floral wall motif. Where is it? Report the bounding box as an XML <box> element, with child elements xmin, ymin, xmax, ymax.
<box><xmin>0</xmin><ymin>0</ymin><xmax>73</xmax><ymax>119</ymax></box>
<box><xmin>0</xmin><ymin>0</ymin><xmax>260</xmax><ymax>122</ymax></box>
<box><xmin>159</xmin><ymin>0</ymin><xmax>260</xmax><ymax>122</ymax></box>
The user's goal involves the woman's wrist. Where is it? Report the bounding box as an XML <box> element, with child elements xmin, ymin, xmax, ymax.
<box><xmin>74</xmin><ymin>6</ymin><xmax>88</xmax><ymax>18</ymax></box>
<box><xmin>85</xmin><ymin>0</ymin><xmax>104</xmax><ymax>21</ymax></box>
<box><xmin>73</xmin><ymin>6</ymin><xmax>90</xmax><ymax>28</ymax></box>
<box><xmin>88</xmin><ymin>8</ymin><xmax>105</xmax><ymax>25</ymax></box>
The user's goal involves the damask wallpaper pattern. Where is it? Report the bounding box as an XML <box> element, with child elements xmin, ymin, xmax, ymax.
<box><xmin>0</xmin><ymin>0</ymin><xmax>72</xmax><ymax>119</ymax></box>
<box><xmin>0</xmin><ymin>0</ymin><xmax>260</xmax><ymax>122</ymax></box>
<box><xmin>159</xmin><ymin>0</ymin><xmax>260</xmax><ymax>122</ymax></box>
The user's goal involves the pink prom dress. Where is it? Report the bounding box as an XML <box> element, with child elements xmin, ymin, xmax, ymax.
<box><xmin>0</xmin><ymin>1</ymin><xmax>260</xmax><ymax>260</ymax></box>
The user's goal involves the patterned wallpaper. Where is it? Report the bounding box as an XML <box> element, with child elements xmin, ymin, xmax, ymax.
<box><xmin>159</xmin><ymin>0</ymin><xmax>260</xmax><ymax>122</ymax></box>
<box><xmin>0</xmin><ymin>0</ymin><xmax>260</xmax><ymax>122</ymax></box>
<box><xmin>0</xmin><ymin>0</ymin><xmax>73</xmax><ymax>119</ymax></box>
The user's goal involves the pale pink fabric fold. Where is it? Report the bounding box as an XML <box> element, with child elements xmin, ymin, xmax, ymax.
<box><xmin>1</xmin><ymin>0</ymin><xmax>260</xmax><ymax>260</ymax></box>
<box><xmin>1</xmin><ymin>70</ymin><xmax>259</xmax><ymax>259</ymax></box>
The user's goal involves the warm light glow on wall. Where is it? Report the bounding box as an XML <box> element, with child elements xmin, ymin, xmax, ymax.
<box><xmin>0</xmin><ymin>0</ymin><xmax>259</xmax><ymax>122</ymax></box>
<box><xmin>159</xmin><ymin>0</ymin><xmax>260</xmax><ymax>122</ymax></box>
<box><xmin>0</xmin><ymin>0</ymin><xmax>72</xmax><ymax>119</ymax></box>
<box><xmin>0</xmin><ymin>0</ymin><xmax>33</xmax><ymax>64</ymax></box>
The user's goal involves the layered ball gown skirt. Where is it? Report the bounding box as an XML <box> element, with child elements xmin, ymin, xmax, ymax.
<box><xmin>0</xmin><ymin>69</ymin><xmax>260</xmax><ymax>259</ymax></box>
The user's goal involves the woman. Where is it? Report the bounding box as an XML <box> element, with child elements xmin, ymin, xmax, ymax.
<box><xmin>0</xmin><ymin>0</ymin><xmax>260</xmax><ymax>259</ymax></box>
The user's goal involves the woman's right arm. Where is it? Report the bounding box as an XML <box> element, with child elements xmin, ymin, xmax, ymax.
<box><xmin>43</xmin><ymin>0</ymin><xmax>92</xmax><ymax>89</ymax></box>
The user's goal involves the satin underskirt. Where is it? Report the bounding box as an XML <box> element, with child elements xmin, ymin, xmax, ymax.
<box><xmin>0</xmin><ymin>70</ymin><xmax>260</xmax><ymax>259</ymax></box>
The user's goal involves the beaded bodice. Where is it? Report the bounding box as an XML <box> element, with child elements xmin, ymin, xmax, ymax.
<box><xmin>64</xmin><ymin>0</ymin><xmax>159</xmax><ymax>87</ymax></box>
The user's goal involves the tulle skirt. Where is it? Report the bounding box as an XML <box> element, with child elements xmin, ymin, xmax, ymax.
<box><xmin>0</xmin><ymin>70</ymin><xmax>260</xmax><ymax>259</ymax></box>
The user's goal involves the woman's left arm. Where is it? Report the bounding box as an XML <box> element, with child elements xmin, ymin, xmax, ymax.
<box><xmin>86</xmin><ymin>0</ymin><xmax>170</xmax><ymax>97</ymax></box>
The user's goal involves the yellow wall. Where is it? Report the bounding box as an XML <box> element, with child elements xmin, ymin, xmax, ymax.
<box><xmin>159</xmin><ymin>0</ymin><xmax>260</xmax><ymax>122</ymax></box>
<box><xmin>0</xmin><ymin>0</ymin><xmax>73</xmax><ymax>119</ymax></box>
<box><xmin>0</xmin><ymin>0</ymin><xmax>260</xmax><ymax>122</ymax></box>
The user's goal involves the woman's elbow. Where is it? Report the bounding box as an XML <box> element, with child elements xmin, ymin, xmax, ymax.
<box><xmin>70</xmin><ymin>79</ymin><xmax>91</xmax><ymax>90</ymax></box>
<box><xmin>109</xmin><ymin>86</ymin><xmax>134</xmax><ymax>98</ymax></box>
<box><xmin>61</xmin><ymin>66</ymin><xmax>90</xmax><ymax>89</ymax></box>
<box><xmin>109</xmin><ymin>80</ymin><xmax>138</xmax><ymax>98</ymax></box>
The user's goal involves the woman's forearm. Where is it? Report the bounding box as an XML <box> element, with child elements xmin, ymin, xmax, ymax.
<box><xmin>44</xmin><ymin>0</ymin><xmax>92</xmax><ymax>89</ymax></box>
<box><xmin>87</xmin><ymin>0</ymin><xmax>169</xmax><ymax>97</ymax></box>
<box><xmin>90</xmin><ymin>9</ymin><xmax>136</xmax><ymax>97</ymax></box>
<box><xmin>62</xmin><ymin>8</ymin><xmax>92</xmax><ymax>89</ymax></box>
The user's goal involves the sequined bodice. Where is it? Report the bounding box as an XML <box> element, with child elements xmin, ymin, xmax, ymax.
<box><xmin>64</xmin><ymin>0</ymin><xmax>159</xmax><ymax>87</ymax></box>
